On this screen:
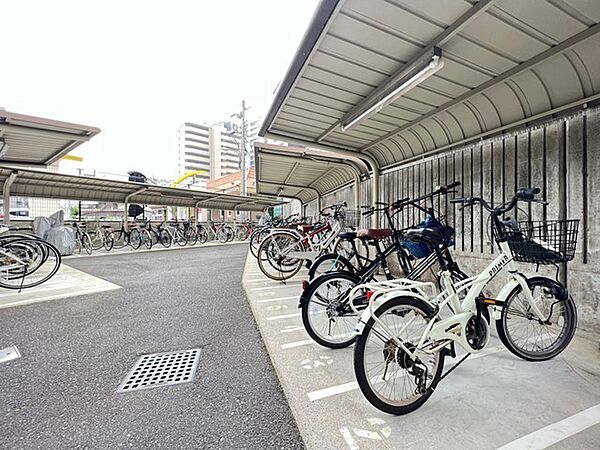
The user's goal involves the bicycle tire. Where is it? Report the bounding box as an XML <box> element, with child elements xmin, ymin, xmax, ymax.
<box><xmin>354</xmin><ymin>295</ymin><xmax>444</xmax><ymax>415</ymax></box>
<box><xmin>129</xmin><ymin>228</ymin><xmax>142</xmax><ymax>249</ymax></box>
<box><xmin>256</xmin><ymin>232</ymin><xmax>304</xmax><ymax>281</ymax></box>
<box><xmin>104</xmin><ymin>231</ymin><xmax>115</xmax><ymax>252</ymax></box>
<box><xmin>142</xmin><ymin>229</ymin><xmax>153</xmax><ymax>249</ymax></box>
<box><xmin>301</xmin><ymin>271</ymin><xmax>361</xmax><ymax>348</ymax></box>
<box><xmin>0</xmin><ymin>239</ymin><xmax>62</xmax><ymax>289</ymax></box>
<box><xmin>496</xmin><ymin>277</ymin><xmax>577</xmax><ymax>362</ymax></box>
<box><xmin>82</xmin><ymin>233</ymin><xmax>93</xmax><ymax>255</ymax></box>
<box><xmin>197</xmin><ymin>226</ymin><xmax>208</xmax><ymax>245</ymax></box>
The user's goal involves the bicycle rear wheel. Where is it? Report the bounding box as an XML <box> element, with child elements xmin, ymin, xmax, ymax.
<box><xmin>354</xmin><ymin>296</ymin><xmax>444</xmax><ymax>415</ymax></box>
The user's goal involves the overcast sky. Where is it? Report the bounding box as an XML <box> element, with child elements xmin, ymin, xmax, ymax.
<box><xmin>1</xmin><ymin>0</ymin><xmax>319</xmax><ymax>178</ymax></box>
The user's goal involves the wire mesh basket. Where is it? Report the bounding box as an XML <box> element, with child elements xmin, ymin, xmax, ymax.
<box><xmin>504</xmin><ymin>219</ymin><xmax>579</xmax><ymax>264</ymax></box>
<box><xmin>338</xmin><ymin>209</ymin><xmax>361</xmax><ymax>229</ymax></box>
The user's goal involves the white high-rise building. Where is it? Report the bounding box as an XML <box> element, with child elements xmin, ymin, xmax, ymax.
<box><xmin>176</xmin><ymin>122</ymin><xmax>211</xmax><ymax>186</ymax></box>
<box><xmin>175</xmin><ymin>115</ymin><xmax>262</xmax><ymax>188</ymax></box>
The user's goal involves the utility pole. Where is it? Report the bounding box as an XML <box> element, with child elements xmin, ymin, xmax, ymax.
<box><xmin>240</xmin><ymin>99</ymin><xmax>248</xmax><ymax>198</ymax></box>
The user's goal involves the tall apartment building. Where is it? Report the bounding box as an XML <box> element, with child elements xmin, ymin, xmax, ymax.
<box><xmin>176</xmin><ymin>123</ymin><xmax>211</xmax><ymax>186</ymax></box>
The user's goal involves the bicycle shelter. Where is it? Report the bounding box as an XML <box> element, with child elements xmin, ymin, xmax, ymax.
<box><xmin>0</xmin><ymin>165</ymin><xmax>284</xmax><ymax>226</ymax></box>
<box><xmin>258</xmin><ymin>0</ymin><xmax>600</xmax><ymax>223</ymax></box>
<box><xmin>254</xmin><ymin>141</ymin><xmax>368</xmax><ymax>214</ymax></box>
<box><xmin>0</xmin><ymin>109</ymin><xmax>284</xmax><ymax>226</ymax></box>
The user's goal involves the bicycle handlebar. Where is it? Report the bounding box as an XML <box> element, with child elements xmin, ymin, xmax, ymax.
<box><xmin>450</xmin><ymin>187</ymin><xmax>546</xmax><ymax>214</ymax></box>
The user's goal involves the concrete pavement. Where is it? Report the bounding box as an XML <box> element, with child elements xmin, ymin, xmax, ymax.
<box><xmin>242</xmin><ymin>251</ymin><xmax>600</xmax><ymax>449</ymax></box>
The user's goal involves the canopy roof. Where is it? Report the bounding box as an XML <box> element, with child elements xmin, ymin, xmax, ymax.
<box><xmin>0</xmin><ymin>165</ymin><xmax>283</xmax><ymax>212</ymax></box>
<box><xmin>254</xmin><ymin>142</ymin><xmax>366</xmax><ymax>203</ymax></box>
<box><xmin>261</xmin><ymin>0</ymin><xmax>600</xmax><ymax>169</ymax></box>
<box><xmin>0</xmin><ymin>110</ymin><xmax>100</xmax><ymax>165</ymax></box>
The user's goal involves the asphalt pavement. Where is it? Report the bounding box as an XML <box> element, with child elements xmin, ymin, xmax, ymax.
<box><xmin>0</xmin><ymin>244</ymin><xmax>303</xmax><ymax>449</ymax></box>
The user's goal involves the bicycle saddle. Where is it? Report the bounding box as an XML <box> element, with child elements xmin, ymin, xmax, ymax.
<box><xmin>338</xmin><ymin>231</ymin><xmax>357</xmax><ymax>240</ymax></box>
<box><xmin>357</xmin><ymin>228</ymin><xmax>393</xmax><ymax>240</ymax></box>
<box><xmin>404</xmin><ymin>227</ymin><xmax>444</xmax><ymax>247</ymax></box>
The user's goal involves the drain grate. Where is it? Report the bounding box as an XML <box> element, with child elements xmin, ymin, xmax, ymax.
<box><xmin>117</xmin><ymin>348</ymin><xmax>200</xmax><ymax>392</ymax></box>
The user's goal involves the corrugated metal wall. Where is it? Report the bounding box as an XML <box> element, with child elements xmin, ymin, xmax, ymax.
<box><xmin>302</xmin><ymin>106</ymin><xmax>599</xmax><ymax>331</ymax></box>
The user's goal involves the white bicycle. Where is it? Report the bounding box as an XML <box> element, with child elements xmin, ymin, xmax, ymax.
<box><xmin>351</xmin><ymin>188</ymin><xmax>578</xmax><ymax>415</ymax></box>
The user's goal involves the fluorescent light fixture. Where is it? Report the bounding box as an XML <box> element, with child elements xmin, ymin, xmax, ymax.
<box><xmin>341</xmin><ymin>48</ymin><xmax>444</xmax><ymax>131</ymax></box>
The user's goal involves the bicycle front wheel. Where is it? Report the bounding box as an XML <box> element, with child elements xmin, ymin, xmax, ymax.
<box><xmin>82</xmin><ymin>233</ymin><xmax>93</xmax><ymax>255</ymax></box>
<box><xmin>496</xmin><ymin>277</ymin><xmax>577</xmax><ymax>361</ymax></box>
<box><xmin>354</xmin><ymin>296</ymin><xmax>444</xmax><ymax>415</ymax></box>
<box><xmin>257</xmin><ymin>232</ymin><xmax>304</xmax><ymax>281</ymax></box>
<box><xmin>301</xmin><ymin>271</ymin><xmax>361</xmax><ymax>348</ymax></box>
<box><xmin>129</xmin><ymin>229</ymin><xmax>142</xmax><ymax>249</ymax></box>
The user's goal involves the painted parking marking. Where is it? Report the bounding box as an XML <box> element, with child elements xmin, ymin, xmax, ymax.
<box><xmin>251</xmin><ymin>284</ymin><xmax>301</xmax><ymax>291</ymax></box>
<box><xmin>266</xmin><ymin>312</ymin><xmax>301</xmax><ymax>321</ymax></box>
<box><xmin>281</xmin><ymin>326</ymin><xmax>305</xmax><ymax>333</ymax></box>
<box><xmin>307</xmin><ymin>345</ymin><xmax>505</xmax><ymax>402</ymax></box>
<box><xmin>281</xmin><ymin>333</ymin><xmax>353</xmax><ymax>350</ymax></box>
<box><xmin>498</xmin><ymin>403</ymin><xmax>600</xmax><ymax>450</ymax></box>
<box><xmin>266</xmin><ymin>304</ymin><xmax>288</xmax><ymax>312</ymax></box>
<box><xmin>340</xmin><ymin>418</ymin><xmax>391</xmax><ymax>449</ymax></box>
<box><xmin>282</xmin><ymin>339</ymin><xmax>314</xmax><ymax>350</ymax></box>
<box><xmin>257</xmin><ymin>296</ymin><xmax>297</xmax><ymax>304</ymax></box>
<box><xmin>301</xmin><ymin>356</ymin><xmax>333</xmax><ymax>370</ymax></box>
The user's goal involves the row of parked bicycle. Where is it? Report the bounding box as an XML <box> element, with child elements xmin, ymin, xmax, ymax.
<box><xmin>71</xmin><ymin>219</ymin><xmax>256</xmax><ymax>255</ymax></box>
<box><xmin>247</xmin><ymin>182</ymin><xmax>580</xmax><ymax>415</ymax></box>
<box><xmin>0</xmin><ymin>227</ymin><xmax>62</xmax><ymax>291</ymax></box>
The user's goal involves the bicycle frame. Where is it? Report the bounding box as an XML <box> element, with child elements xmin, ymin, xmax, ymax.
<box><xmin>280</xmin><ymin>220</ymin><xmax>342</xmax><ymax>259</ymax></box>
<box><xmin>353</xmin><ymin>239</ymin><xmax>546</xmax><ymax>361</ymax></box>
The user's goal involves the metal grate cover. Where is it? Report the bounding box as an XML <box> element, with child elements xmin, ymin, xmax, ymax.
<box><xmin>118</xmin><ymin>348</ymin><xmax>200</xmax><ymax>392</ymax></box>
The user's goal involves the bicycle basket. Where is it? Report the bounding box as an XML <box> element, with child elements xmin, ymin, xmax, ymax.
<box><xmin>504</xmin><ymin>219</ymin><xmax>579</xmax><ymax>264</ymax></box>
<box><xmin>338</xmin><ymin>209</ymin><xmax>361</xmax><ymax>229</ymax></box>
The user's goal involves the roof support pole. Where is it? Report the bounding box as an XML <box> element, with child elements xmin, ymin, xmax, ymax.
<box><xmin>2</xmin><ymin>171</ymin><xmax>18</xmax><ymax>225</ymax></box>
<box><xmin>124</xmin><ymin>187</ymin><xmax>148</xmax><ymax>231</ymax></box>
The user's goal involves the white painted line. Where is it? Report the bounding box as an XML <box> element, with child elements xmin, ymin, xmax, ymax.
<box><xmin>257</xmin><ymin>296</ymin><xmax>297</xmax><ymax>304</ymax></box>
<box><xmin>281</xmin><ymin>326</ymin><xmax>305</xmax><ymax>333</ymax></box>
<box><xmin>0</xmin><ymin>285</ymin><xmax>123</xmax><ymax>310</ymax></box>
<box><xmin>266</xmin><ymin>312</ymin><xmax>301</xmax><ymax>321</ymax></box>
<box><xmin>497</xmin><ymin>403</ymin><xmax>600</xmax><ymax>450</ymax></box>
<box><xmin>340</xmin><ymin>427</ymin><xmax>359</xmax><ymax>450</ymax></box>
<box><xmin>251</xmin><ymin>284</ymin><xmax>301</xmax><ymax>291</ymax></box>
<box><xmin>0</xmin><ymin>345</ymin><xmax>21</xmax><ymax>363</ymax></box>
<box><xmin>307</xmin><ymin>346</ymin><xmax>505</xmax><ymax>402</ymax></box>
<box><xmin>281</xmin><ymin>339</ymin><xmax>314</xmax><ymax>350</ymax></box>
<box><xmin>309</xmin><ymin>381</ymin><xmax>359</xmax><ymax>402</ymax></box>
<box><xmin>245</xmin><ymin>278</ymin><xmax>267</xmax><ymax>282</ymax></box>
<box><xmin>282</xmin><ymin>333</ymin><xmax>353</xmax><ymax>350</ymax></box>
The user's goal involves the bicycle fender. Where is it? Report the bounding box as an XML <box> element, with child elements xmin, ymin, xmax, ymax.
<box><xmin>494</xmin><ymin>275</ymin><xmax>568</xmax><ymax>320</ymax></box>
<box><xmin>354</xmin><ymin>290</ymin><xmax>435</xmax><ymax>335</ymax></box>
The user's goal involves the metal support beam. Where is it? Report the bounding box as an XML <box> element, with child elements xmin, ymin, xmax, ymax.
<box><xmin>263</xmin><ymin>132</ymin><xmax>380</xmax><ymax>226</ymax></box>
<box><xmin>124</xmin><ymin>187</ymin><xmax>148</xmax><ymax>231</ymax></box>
<box><xmin>2</xmin><ymin>171</ymin><xmax>18</xmax><ymax>225</ymax></box>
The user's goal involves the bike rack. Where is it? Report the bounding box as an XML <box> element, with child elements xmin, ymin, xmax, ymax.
<box><xmin>2</xmin><ymin>170</ymin><xmax>18</xmax><ymax>225</ymax></box>
<box><xmin>123</xmin><ymin>187</ymin><xmax>148</xmax><ymax>231</ymax></box>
